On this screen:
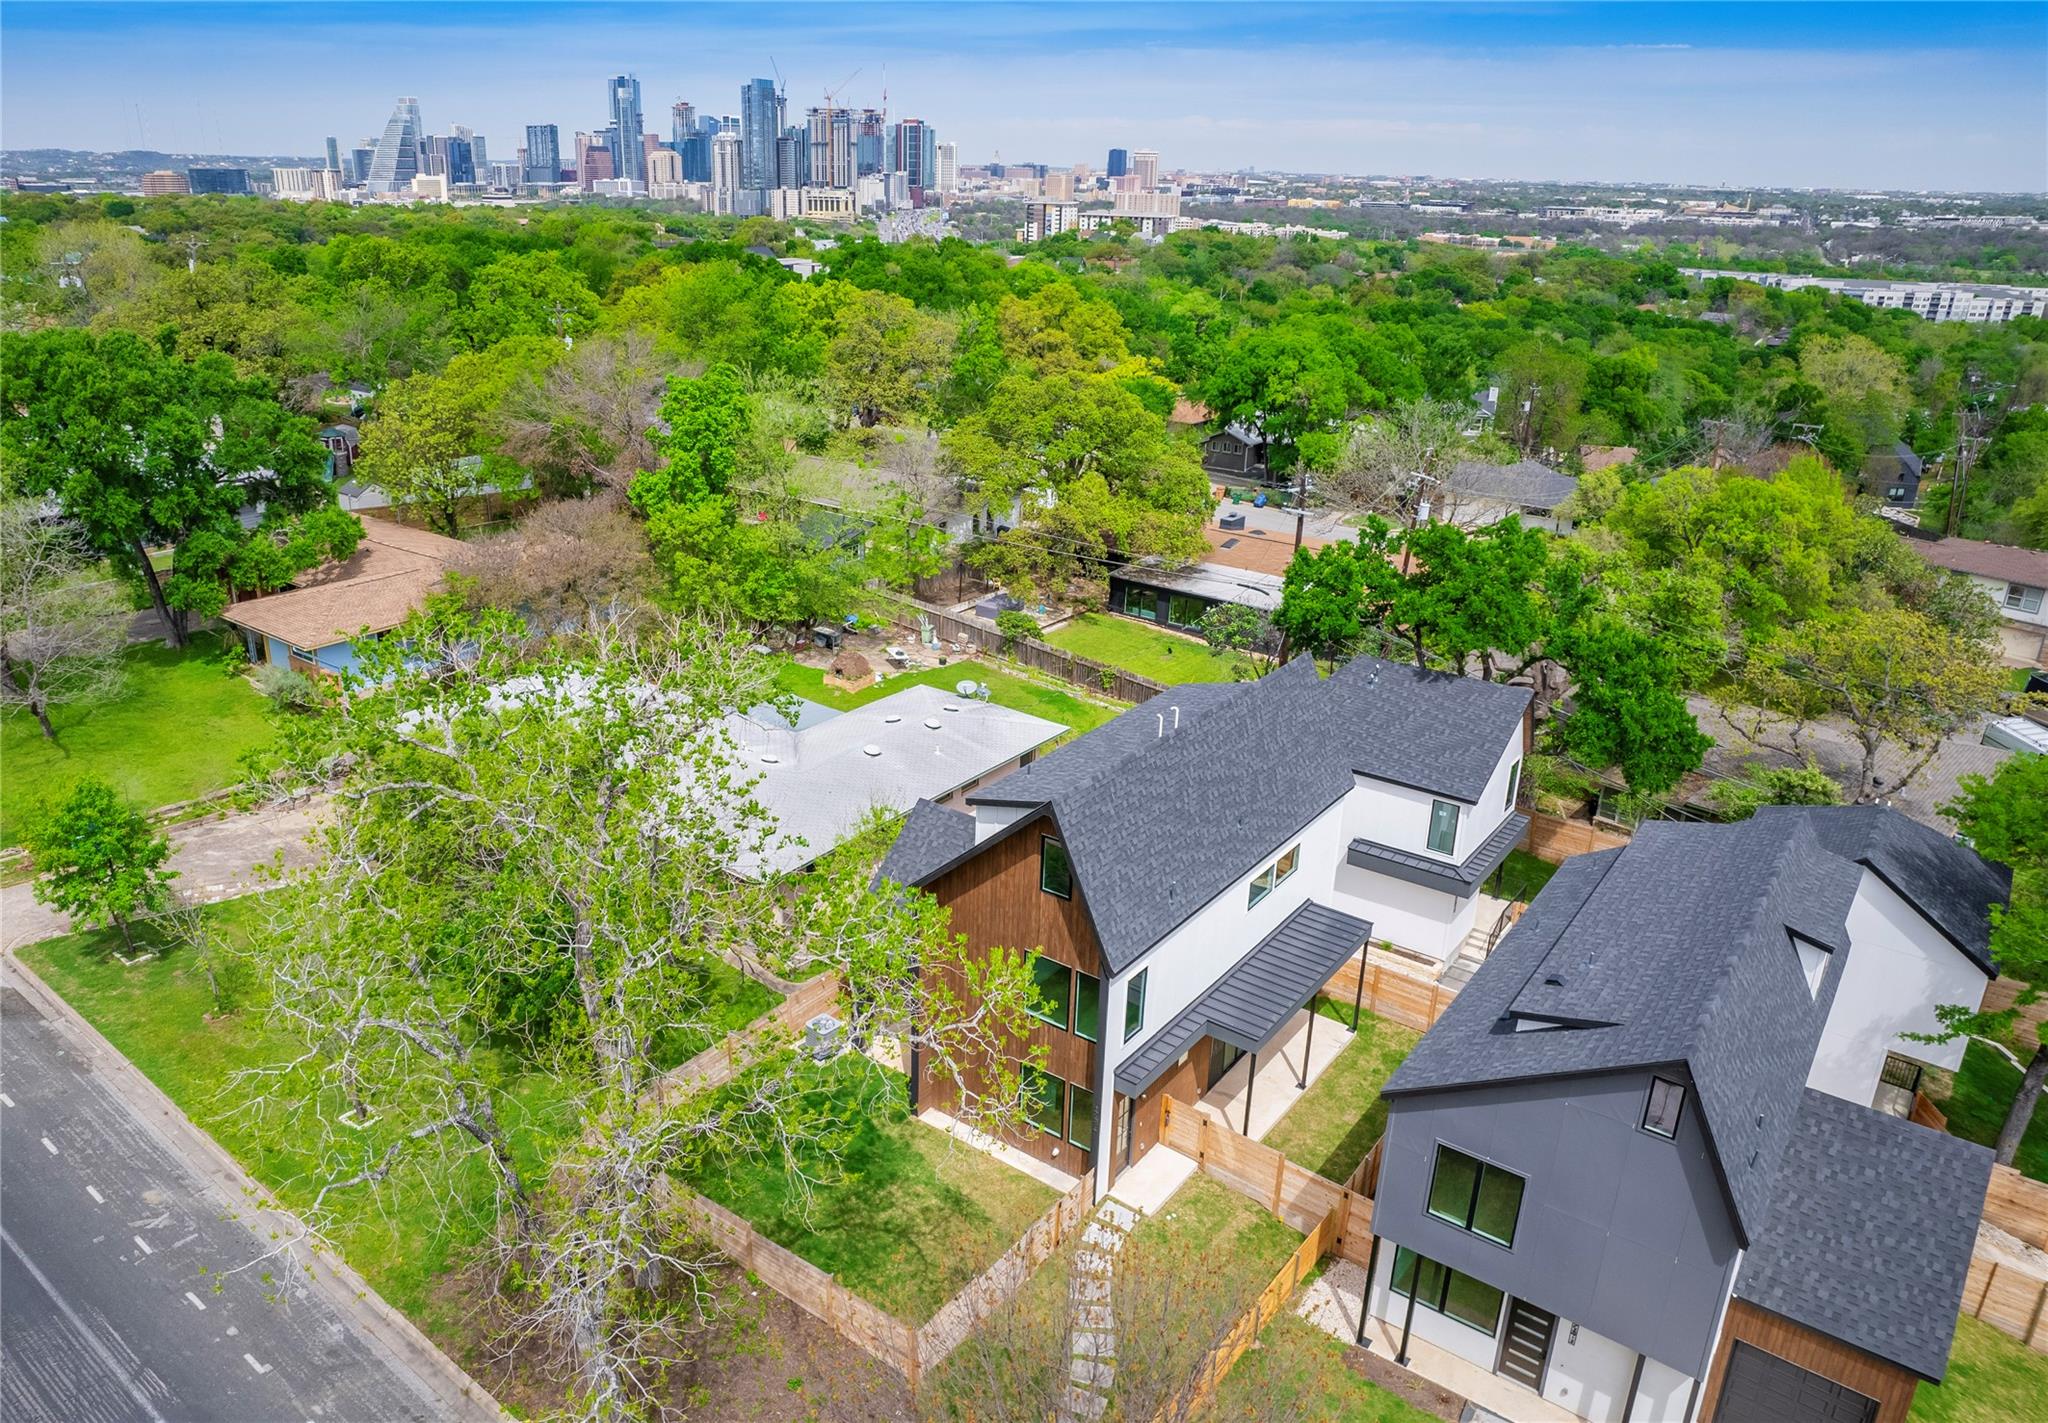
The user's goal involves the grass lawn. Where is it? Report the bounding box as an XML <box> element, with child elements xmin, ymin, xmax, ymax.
<box><xmin>16</xmin><ymin>900</ymin><xmax>579</xmax><ymax>1339</ymax></box>
<box><xmin>678</xmin><ymin>1061</ymin><xmax>1056</xmax><ymax>1323</ymax></box>
<box><xmin>1265</xmin><ymin>1007</ymin><xmax>1420</xmax><ymax>1183</ymax></box>
<box><xmin>774</xmin><ymin>658</ymin><xmax>1119</xmax><ymax>737</ymax></box>
<box><xmin>1133</xmin><ymin>1174</ymin><xmax>1302</xmax><ymax>1283</ymax></box>
<box><xmin>2</xmin><ymin>638</ymin><xmax>274</xmax><ymax>846</ymax></box>
<box><xmin>1489</xmin><ymin>849</ymin><xmax>1559</xmax><ymax>904</ymax></box>
<box><xmin>1931</xmin><ymin>1038</ymin><xmax>2048</xmax><ymax>1183</ymax></box>
<box><xmin>1206</xmin><ymin>1311</ymin><xmax>1441</xmax><ymax>1423</ymax></box>
<box><xmin>651</xmin><ymin>959</ymin><xmax>781</xmax><ymax>1069</ymax></box>
<box><xmin>1907</xmin><ymin>1315</ymin><xmax>2048</xmax><ymax>1423</ymax></box>
<box><xmin>1043</xmin><ymin>613</ymin><xmax>1252</xmax><ymax>686</ymax></box>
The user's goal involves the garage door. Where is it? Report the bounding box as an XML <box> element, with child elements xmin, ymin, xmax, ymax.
<box><xmin>1717</xmin><ymin>1343</ymin><xmax>1878</xmax><ymax>1423</ymax></box>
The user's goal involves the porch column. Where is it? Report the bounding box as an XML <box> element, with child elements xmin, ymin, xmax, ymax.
<box><xmin>1351</xmin><ymin>948</ymin><xmax>1366</xmax><ymax>1031</ymax></box>
<box><xmin>1355</xmin><ymin>1233</ymin><xmax>1382</xmax><ymax>1345</ymax></box>
<box><xmin>1621</xmin><ymin>1352</ymin><xmax>1646</xmax><ymax>1423</ymax></box>
<box><xmin>1298</xmin><ymin>1002</ymin><xmax>1317</xmax><ymax>1089</ymax></box>
<box><xmin>1396</xmin><ymin>1259</ymin><xmax>1419</xmax><ymax>1365</ymax></box>
<box><xmin>1243</xmin><ymin>1053</ymin><xmax>1257</xmax><ymax>1135</ymax></box>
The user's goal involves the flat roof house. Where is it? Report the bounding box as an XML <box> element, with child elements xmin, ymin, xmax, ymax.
<box><xmin>876</xmin><ymin>655</ymin><xmax>1532</xmax><ymax>1190</ymax></box>
<box><xmin>1364</xmin><ymin>806</ymin><xmax>2006</xmax><ymax>1423</ymax></box>
<box><xmin>220</xmin><ymin>518</ymin><xmax>465</xmax><ymax>677</ymax></box>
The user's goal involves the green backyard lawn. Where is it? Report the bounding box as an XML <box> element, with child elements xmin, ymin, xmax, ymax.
<box><xmin>775</xmin><ymin>658</ymin><xmax>1119</xmax><ymax>736</ymax></box>
<box><xmin>1933</xmin><ymin>1039</ymin><xmax>2048</xmax><ymax>1183</ymax></box>
<box><xmin>1489</xmin><ymin>849</ymin><xmax>1559</xmax><ymax>904</ymax></box>
<box><xmin>1264</xmin><ymin>1007</ymin><xmax>1420</xmax><ymax>1182</ymax></box>
<box><xmin>2</xmin><ymin>638</ymin><xmax>274</xmax><ymax>846</ymax></box>
<box><xmin>1206</xmin><ymin>1311</ymin><xmax>1441</xmax><ymax>1423</ymax></box>
<box><xmin>1907</xmin><ymin>1315</ymin><xmax>2048</xmax><ymax>1423</ymax></box>
<box><xmin>677</xmin><ymin>1061</ymin><xmax>1056</xmax><ymax>1323</ymax></box>
<box><xmin>1043</xmin><ymin>613</ymin><xmax>1252</xmax><ymax>686</ymax></box>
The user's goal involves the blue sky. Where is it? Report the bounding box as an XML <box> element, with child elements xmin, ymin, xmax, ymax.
<box><xmin>5</xmin><ymin>2</ymin><xmax>2045</xmax><ymax>190</ymax></box>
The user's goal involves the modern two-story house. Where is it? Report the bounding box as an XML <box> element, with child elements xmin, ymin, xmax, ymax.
<box><xmin>875</xmin><ymin>654</ymin><xmax>1532</xmax><ymax>1191</ymax></box>
<box><xmin>1363</xmin><ymin>807</ymin><xmax>2008</xmax><ymax>1423</ymax></box>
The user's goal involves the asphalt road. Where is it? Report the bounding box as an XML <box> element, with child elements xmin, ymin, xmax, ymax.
<box><xmin>0</xmin><ymin>979</ymin><xmax>442</xmax><ymax>1423</ymax></box>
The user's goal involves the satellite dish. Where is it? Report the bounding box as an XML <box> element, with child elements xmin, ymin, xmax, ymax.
<box><xmin>955</xmin><ymin>679</ymin><xmax>978</xmax><ymax>695</ymax></box>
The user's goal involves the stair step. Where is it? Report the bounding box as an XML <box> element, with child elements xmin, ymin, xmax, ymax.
<box><xmin>1069</xmin><ymin>1356</ymin><xmax>1114</xmax><ymax>1389</ymax></box>
<box><xmin>1060</xmin><ymin>1384</ymin><xmax>1109</xmax><ymax>1420</ymax></box>
<box><xmin>1073</xmin><ymin>1329</ymin><xmax>1116</xmax><ymax>1358</ymax></box>
<box><xmin>1075</xmin><ymin>1303</ymin><xmax>1113</xmax><ymax>1330</ymax></box>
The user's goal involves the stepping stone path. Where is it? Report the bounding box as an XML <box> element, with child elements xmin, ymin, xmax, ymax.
<box><xmin>1058</xmin><ymin>1198</ymin><xmax>1139</xmax><ymax>1422</ymax></box>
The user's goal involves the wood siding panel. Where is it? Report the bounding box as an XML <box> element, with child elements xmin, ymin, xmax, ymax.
<box><xmin>1699</xmin><ymin>1301</ymin><xmax>1918</xmax><ymax>1423</ymax></box>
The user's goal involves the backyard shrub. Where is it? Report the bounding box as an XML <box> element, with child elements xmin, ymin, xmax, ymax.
<box><xmin>251</xmin><ymin>663</ymin><xmax>318</xmax><ymax>713</ymax></box>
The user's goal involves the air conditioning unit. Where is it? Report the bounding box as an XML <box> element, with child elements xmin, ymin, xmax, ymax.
<box><xmin>805</xmin><ymin>1013</ymin><xmax>846</xmax><ymax>1061</ymax></box>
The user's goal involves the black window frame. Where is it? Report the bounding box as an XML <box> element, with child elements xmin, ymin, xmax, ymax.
<box><xmin>1040</xmin><ymin>835</ymin><xmax>1072</xmax><ymax>899</ymax></box>
<box><xmin>1123</xmin><ymin>968</ymin><xmax>1148</xmax><ymax>1042</ymax></box>
<box><xmin>1074</xmin><ymin>970</ymin><xmax>1102</xmax><ymax>1043</ymax></box>
<box><xmin>1424</xmin><ymin>1144</ymin><xmax>1524</xmax><ymax>1248</ymax></box>
<box><xmin>1505</xmin><ymin>760</ymin><xmax>1522</xmax><ymax>810</ymax></box>
<box><xmin>1390</xmin><ymin>1246</ymin><xmax>1505</xmax><ymax>1335</ymax></box>
<box><xmin>1028</xmin><ymin>956</ymin><xmax>1073</xmax><ymax>1031</ymax></box>
<box><xmin>1427</xmin><ymin>798</ymin><xmax>1459</xmax><ymax>856</ymax></box>
<box><xmin>1642</xmin><ymin>1076</ymin><xmax>1685</xmax><ymax>1139</ymax></box>
<box><xmin>1023</xmin><ymin>1065</ymin><xmax>1065</xmax><ymax>1137</ymax></box>
<box><xmin>1067</xmin><ymin>1083</ymin><xmax>1096</xmax><ymax>1148</ymax></box>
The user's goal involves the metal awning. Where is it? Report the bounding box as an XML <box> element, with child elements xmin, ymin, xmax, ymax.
<box><xmin>1347</xmin><ymin>812</ymin><xmax>1529</xmax><ymax>900</ymax></box>
<box><xmin>1113</xmin><ymin>900</ymin><xmax>1372</xmax><ymax>1097</ymax></box>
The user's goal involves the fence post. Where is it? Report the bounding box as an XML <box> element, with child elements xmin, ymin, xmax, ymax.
<box><xmin>1272</xmin><ymin>1150</ymin><xmax>1286</xmax><ymax>1214</ymax></box>
<box><xmin>1977</xmin><ymin>1262</ymin><xmax>1999</xmax><ymax>1316</ymax></box>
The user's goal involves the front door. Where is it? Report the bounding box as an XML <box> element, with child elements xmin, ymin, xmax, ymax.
<box><xmin>1496</xmin><ymin>1297</ymin><xmax>1557</xmax><ymax>1394</ymax></box>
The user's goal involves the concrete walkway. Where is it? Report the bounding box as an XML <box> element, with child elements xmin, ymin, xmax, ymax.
<box><xmin>1058</xmin><ymin>1198</ymin><xmax>1137</xmax><ymax>1422</ymax></box>
<box><xmin>1</xmin><ymin>800</ymin><xmax>325</xmax><ymax>951</ymax></box>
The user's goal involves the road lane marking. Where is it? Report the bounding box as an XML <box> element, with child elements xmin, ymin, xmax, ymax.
<box><xmin>1</xmin><ymin>1226</ymin><xmax>170</xmax><ymax>1423</ymax></box>
<box><xmin>243</xmin><ymin>1352</ymin><xmax>272</xmax><ymax>1375</ymax></box>
<box><xmin>133</xmin><ymin>1235</ymin><xmax>154</xmax><ymax>1255</ymax></box>
<box><xmin>86</xmin><ymin>1186</ymin><xmax>104</xmax><ymax>1203</ymax></box>
<box><xmin>1</xmin><ymin>1091</ymin><xmax>15</xmax><ymax>1106</ymax></box>
<box><xmin>40</xmin><ymin>1136</ymin><xmax>57</xmax><ymax>1154</ymax></box>
<box><xmin>184</xmin><ymin>1291</ymin><xmax>207</xmax><ymax>1311</ymax></box>
<box><xmin>171</xmin><ymin>1232</ymin><xmax>197</xmax><ymax>1248</ymax></box>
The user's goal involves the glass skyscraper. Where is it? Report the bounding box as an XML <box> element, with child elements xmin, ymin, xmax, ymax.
<box><xmin>739</xmin><ymin>77</ymin><xmax>781</xmax><ymax>191</ymax></box>
<box><xmin>606</xmin><ymin>74</ymin><xmax>645</xmax><ymax>184</ymax></box>
<box><xmin>525</xmin><ymin>124</ymin><xmax>561</xmax><ymax>185</ymax></box>
<box><xmin>367</xmin><ymin>97</ymin><xmax>423</xmax><ymax>193</ymax></box>
<box><xmin>1107</xmin><ymin>147</ymin><xmax>1129</xmax><ymax>178</ymax></box>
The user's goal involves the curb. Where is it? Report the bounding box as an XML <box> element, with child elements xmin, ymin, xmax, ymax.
<box><xmin>3</xmin><ymin>952</ymin><xmax>512</xmax><ymax>1423</ymax></box>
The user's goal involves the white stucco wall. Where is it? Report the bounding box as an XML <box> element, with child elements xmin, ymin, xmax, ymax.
<box><xmin>1808</xmin><ymin>868</ymin><xmax>1990</xmax><ymax>1102</ymax></box>
<box><xmin>1331</xmin><ymin>863</ymin><xmax>1475</xmax><ymax>960</ymax></box>
<box><xmin>1367</xmin><ymin>1236</ymin><xmax>1504</xmax><ymax>1371</ymax></box>
<box><xmin>1969</xmin><ymin>571</ymin><xmax>2048</xmax><ymax>629</ymax></box>
<box><xmin>1544</xmin><ymin>1315</ymin><xmax>1640</xmax><ymax>1423</ymax></box>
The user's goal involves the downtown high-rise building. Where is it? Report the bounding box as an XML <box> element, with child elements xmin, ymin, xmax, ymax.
<box><xmin>445</xmin><ymin>135</ymin><xmax>477</xmax><ymax>186</ymax></box>
<box><xmin>324</xmin><ymin>137</ymin><xmax>342</xmax><ymax>173</ymax></box>
<box><xmin>776</xmin><ymin>127</ymin><xmax>807</xmax><ymax>189</ymax></box>
<box><xmin>888</xmin><ymin>117</ymin><xmax>938</xmax><ymax>198</ymax></box>
<box><xmin>1106</xmin><ymin>147</ymin><xmax>1129</xmax><ymax>178</ymax></box>
<box><xmin>671</xmin><ymin>100</ymin><xmax>696</xmax><ymax>147</ymax></box>
<box><xmin>805</xmin><ymin>106</ymin><xmax>854</xmax><ymax>189</ymax></box>
<box><xmin>525</xmin><ymin>124</ymin><xmax>561</xmax><ymax>184</ymax></box>
<box><xmin>738</xmin><ymin>77</ymin><xmax>781</xmax><ymax>191</ymax></box>
<box><xmin>710</xmin><ymin>129</ymin><xmax>742</xmax><ymax>211</ymax></box>
<box><xmin>855</xmin><ymin>108</ymin><xmax>886</xmax><ymax>176</ymax></box>
<box><xmin>1131</xmin><ymin>147</ymin><xmax>1160</xmax><ymax>188</ymax></box>
<box><xmin>189</xmin><ymin>166</ymin><xmax>250</xmax><ymax>195</ymax></box>
<box><xmin>935</xmin><ymin>141</ymin><xmax>957</xmax><ymax>194</ymax></box>
<box><xmin>607</xmin><ymin>74</ymin><xmax>645</xmax><ymax>184</ymax></box>
<box><xmin>366</xmin><ymin>97</ymin><xmax>424</xmax><ymax>193</ymax></box>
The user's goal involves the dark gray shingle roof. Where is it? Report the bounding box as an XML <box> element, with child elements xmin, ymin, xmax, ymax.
<box><xmin>954</xmin><ymin>656</ymin><xmax>1528</xmax><ymax>973</ymax></box>
<box><xmin>1737</xmin><ymin>1088</ymin><xmax>1992</xmax><ymax>1381</ymax></box>
<box><xmin>1348</xmin><ymin>811</ymin><xmax>1530</xmax><ymax>898</ymax></box>
<box><xmin>1755</xmin><ymin>804</ymin><xmax>2008</xmax><ymax>974</ymax></box>
<box><xmin>874</xmin><ymin>799</ymin><xmax>976</xmax><ymax>888</ymax></box>
<box><xmin>1446</xmin><ymin>459</ymin><xmax>1580</xmax><ymax>511</ymax></box>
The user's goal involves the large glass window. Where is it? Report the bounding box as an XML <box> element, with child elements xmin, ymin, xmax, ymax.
<box><xmin>1029</xmin><ymin>957</ymin><xmax>1072</xmax><ymax>1031</ymax></box>
<box><xmin>1427</xmin><ymin>799</ymin><xmax>1459</xmax><ymax>856</ymax></box>
<box><xmin>2006</xmin><ymin>583</ymin><xmax>2045</xmax><ymax>614</ymax></box>
<box><xmin>1643</xmin><ymin>1077</ymin><xmax>1686</xmax><ymax>1139</ymax></box>
<box><xmin>1391</xmin><ymin>1247</ymin><xmax>1504</xmax><ymax>1335</ymax></box>
<box><xmin>1426</xmin><ymin>1145</ymin><xmax>1524</xmax><ymax>1247</ymax></box>
<box><xmin>1123</xmin><ymin>969</ymin><xmax>1148</xmax><ymax>1042</ymax></box>
<box><xmin>1024</xmin><ymin>1066</ymin><xmax>1064</xmax><ymax>1136</ymax></box>
<box><xmin>1167</xmin><ymin>593</ymin><xmax>1207</xmax><ymax>628</ymax></box>
<box><xmin>1248</xmin><ymin>865</ymin><xmax>1276</xmax><ymax>907</ymax></box>
<box><xmin>1505</xmin><ymin>761</ymin><xmax>1522</xmax><ymax>811</ymax></box>
<box><xmin>1247</xmin><ymin>844</ymin><xmax>1301</xmax><ymax>908</ymax></box>
<box><xmin>1074</xmin><ymin>971</ymin><xmax>1101</xmax><ymax>1043</ymax></box>
<box><xmin>1068</xmin><ymin>1084</ymin><xmax>1096</xmax><ymax>1147</ymax></box>
<box><xmin>1040</xmin><ymin>836</ymin><xmax>1072</xmax><ymax>899</ymax></box>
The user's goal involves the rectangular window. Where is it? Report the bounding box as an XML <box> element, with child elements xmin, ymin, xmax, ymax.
<box><xmin>1505</xmin><ymin>761</ymin><xmax>1522</xmax><ymax>811</ymax></box>
<box><xmin>2007</xmin><ymin>584</ymin><xmax>2045</xmax><ymax>614</ymax></box>
<box><xmin>1040</xmin><ymin>836</ymin><xmax>1072</xmax><ymax>899</ymax></box>
<box><xmin>1275</xmin><ymin>844</ymin><xmax>1299</xmax><ymax>883</ymax></box>
<box><xmin>1427</xmin><ymin>799</ymin><xmax>1459</xmax><ymax>856</ymax></box>
<box><xmin>1068</xmin><ymin>1084</ymin><xmax>1096</xmax><ymax>1148</ymax></box>
<box><xmin>1425</xmin><ymin>1145</ymin><xmax>1524</xmax><ymax>1248</ymax></box>
<box><xmin>1247</xmin><ymin>844</ymin><xmax>1301</xmax><ymax>907</ymax></box>
<box><xmin>1167</xmin><ymin>592</ymin><xmax>1206</xmax><ymax>628</ymax></box>
<box><xmin>1074</xmin><ymin>971</ymin><xmax>1101</xmax><ymax>1043</ymax></box>
<box><xmin>1123</xmin><ymin>969</ymin><xmax>1148</xmax><ymax>1042</ymax></box>
<box><xmin>1248</xmin><ymin>865</ymin><xmax>1276</xmax><ymax>907</ymax></box>
<box><xmin>1391</xmin><ymin>1247</ymin><xmax>1504</xmax><ymax>1335</ymax></box>
<box><xmin>1028</xmin><ymin>957</ymin><xmax>1072</xmax><ymax>1031</ymax></box>
<box><xmin>1024</xmin><ymin>1066</ymin><xmax>1064</xmax><ymax>1136</ymax></box>
<box><xmin>1643</xmin><ymin>1077</ymin><xmax>1686</xmax><ymax>1138</ymax></box>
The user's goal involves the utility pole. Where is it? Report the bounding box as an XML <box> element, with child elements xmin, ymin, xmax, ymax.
<box><xmin>1945</xmin><ymin>372</ymin><xmax>2009</xmax><ymax>539</ymax></box>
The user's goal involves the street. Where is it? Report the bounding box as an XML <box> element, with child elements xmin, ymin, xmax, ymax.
<box><xmin>0</xmin><ymin>970</ymin><xmax>445</xmax><ymax>1422</ymax></box>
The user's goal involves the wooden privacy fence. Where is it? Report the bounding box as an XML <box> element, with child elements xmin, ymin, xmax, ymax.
<box><xmin>882</xmin><ymin>594</ymin><xmax>1167</xmax><ymax>706</ymax></box>
<box><xmin>1979</xmin><ymin>976</ymin><xmax>2047</xmax><ymax>1052</ymax></box>
<box><xmin>1520</xmin><ymin>809</ymin><xmax>1633</xmax><ymax>865</ymax></box>
<box><xmin>1959</xmin><ymin>1255</ymin><xmax>2048</xmax><ymax>1352</ymax></box>
<box><xmin>650</xmin><ymin>972</ymin><xmax>842</xmax><ymax>1104</ymax></box>
<box><xmin>1159</xmin><ymin>1097</ymin><xmax>1374</xmax><ymax>1267</ymax></box>
<box><xmin>913</xmin><ymin>1169</ymin><xmax>1095</xmax><ymax>1372</ymax></box>
<box><xmin>1319</xmin><ymin>954</ymin><xmax>1459</xmax><ymax>1036</ymax></box>
<box><xmin>1983</xmin><ymin>1164</ymin><xmax>2048</xmax><ymax>1252</ymax></box>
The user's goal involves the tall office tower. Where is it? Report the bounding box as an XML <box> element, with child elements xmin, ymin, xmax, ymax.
<box><xmin>580</xmin><ymin>143</ymin><xmax>614</xmax><ymax>190</ymax></box>
<box><xmin>418</xmin><ymin>135</ymin><xmax>449</xmax><ymax>177</ymax></box>
<box><xmin>324</xmin><ymin>137</ymin><xmax>342</xmax><ymax>172</ymax></box>
<box><xmin>739</xmin><ymin>77</ymin><xmax>781</xmax><ymax>190</ymax></box>
<box><xmin>454</xmin><ymin>126</ymin><xmax>486</xmax><ymax>176</ymax></box>
<box><xmin>935</xmin><ymin>141</ymin><xmax>958</xmax><ymax>194</ymax></box>
<box><xmin>679</xmin><ymin>129</ymin><xmax>711</xmax><ymax>182</ymax></box>
<box><xmin>716</xmin><ymin>114</ymin><xmax>739</xmax><ymax>133</ymax></box>
<box><xmin>524</xmin><ymin>124</ymin><xmax>561</xmax><ymax>185</ymax></box>
<box><xmin>776</xmin><ymin>128</ymin><xmax>807</xmax><ymax>189</ymax></box>
<box><xmin>573</xmin><ymin>130</ymin><xmax>592</xmax><ymax>181</ymax></box>
<box><xmin>606</xmin><ymin>74</ymin><xmax>645</xmax><ymax>183</ymax></box>
<box><xmin>888</xmin><ymin>118</ymin><xmax>938</xmax><ymax>198</ymax></box>
<box><xmin>1044</xmin><ymin>170</ymin><xmax>1073</xmax><ymax>200</ymax></box>
<box><xmin>855</xmin><ymin>108</ymin><xmax>886</xmax><ymax>176</ymax></box>
<box><xmin>1106</xmin><ymin>147</ymin><xmax>1128</xmax><ymax>178</ymax></box>
<box><xmin>710</xmin><ymin>130</ymin><xmax>742</xmax><ymax>211</ymax></box>
<box><xmin>671</xmin><ymin>100</ymin><xmax>696</xmax><ymax>147</ymax></box>
<box><xmin>445</xmin><ymin>136</ymin><xmax>476</xmax><ymax>186</ymax></box>
<box><xmin>805</xmin><ymin>106</ymin><xmax>854</xmax><ymax>189</ymax></box>
<box><xmin>367</xmin><ymin>97</ymin><xmax>424</xmax><ymax>193</ymax></box>
<box><xmin>646</xmin><ymin>147</ymin><xmax>682</xmax><ymax>188</ymax></box>
<box><xmin>1131</xmin><ymin>147</ymin><xmax>1160</xmax><ymax>188</ymax></box>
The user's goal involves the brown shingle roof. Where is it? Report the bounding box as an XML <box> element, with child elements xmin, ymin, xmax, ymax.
<box><xmin>1200</xmin><ymin>522</ymin><xmax>1325</xmax><ymax>576</ymax></box>
<box><xmin>220</xmin><ymin>517</ymin><xmax>463</xmax><ymax>650</ymax></box>
<box><xmin>1909</xmin><ymin>536</ymin><xmax>2048</xmax><ymax>587</ymax></box>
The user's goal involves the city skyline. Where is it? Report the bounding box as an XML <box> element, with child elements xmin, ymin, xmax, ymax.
<box><xmin>3</xmin><ymin>3</ymin><xmax>2045</xmax><ymax>192</ymax></box>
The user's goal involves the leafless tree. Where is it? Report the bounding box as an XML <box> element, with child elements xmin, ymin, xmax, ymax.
<box><xmin>456</xmin><ymin>495</ymin><xmax>656</xmax><ymax>636</ymax></box>
<box><xmin>1321</xmin><ymin>398</ymin><xmax>1472</xmax><ymax>519</ymax></box>
<box><xmin>0</xmin><ymin>501</ymin><xmax>127</xmax><ymax>740</ymax></box>
<box><xmin>499</xmin><ymin>332</ymin><xmax>676</xmax><ymax>496</ymax></box>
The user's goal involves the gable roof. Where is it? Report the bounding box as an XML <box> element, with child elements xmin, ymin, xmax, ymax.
<box><xmin>218</xmin><ymin>517</ymin><xmax>464</xmax><ymax>650</ymax></box>
<box><xmin>1907</xmin><ymin>534</ymin><xmax>2048</xmax><ymax>588</ymax></box>
<box><xmin>877</xmin><ymin>798</ymin><xmax>977</xmax><ymax>887</ymax></box>
<box><xmin>916</xmin><ymin>656</ymin><xmax>1529</xmax><ymax>974</ymax></box>
<box><xmin>1736</xmin><ymin>1088</ymin><xmax>1992</xmax><ymax>1381</ymax></box>
<box><xmin>1445</xmin><ymin>459</ymin><xmax>1579</xmax><ymax>512</ymax></box>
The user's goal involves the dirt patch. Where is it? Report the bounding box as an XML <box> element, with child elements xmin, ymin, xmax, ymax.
<box><xmin>1346</xmin><ymin>1342</ymin><xmax>1466</xmax><ymax>1422</ymax></box>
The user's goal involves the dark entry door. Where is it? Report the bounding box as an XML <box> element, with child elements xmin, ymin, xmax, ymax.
<box><xmin>1717</xmin><ymin>1343</ymin><xmax>1878</xmax><ymax>1423</ymax></box>
<box><xmin>1207</xmin><ymin>1042</ymin><xmax>1245</xmax><ymax>1091</ymax></box>
<box><xmin>1496</xmin><ymin>1298</ymin><xmax>1556</xmax><ymax>1394</ymax></box>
